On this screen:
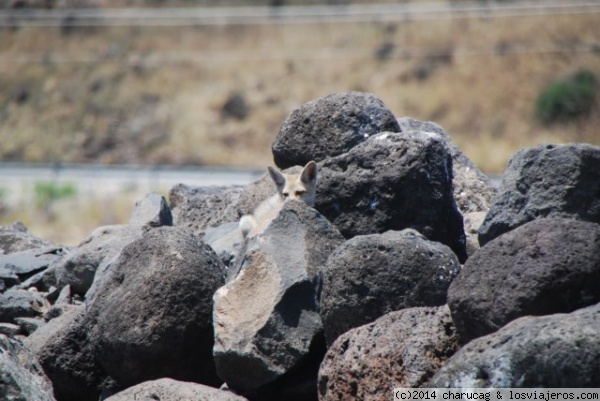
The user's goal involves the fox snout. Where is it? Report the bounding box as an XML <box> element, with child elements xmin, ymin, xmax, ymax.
<box><xmin>281</xmin><ymin>183</ymin><xmax>314</xmax><ymax>205</ymax></box>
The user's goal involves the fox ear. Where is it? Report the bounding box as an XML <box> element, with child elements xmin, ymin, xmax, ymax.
<box><xmin>300</xmin><ymin>161</ymin><xmax>318</xmax><ymax>184</ymax></box>
<box><xmin>268</xmin><ymin>166</ymin><xmax>286</xmax><ymax>188</ymax></box>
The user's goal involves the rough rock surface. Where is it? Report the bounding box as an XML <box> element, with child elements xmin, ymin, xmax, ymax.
<box><xmin>213</xmin><ymin>201</ymin><xmax>344</xmax><ymax>393</ymax></box>
<box><xmin>428</xmin><ymin>303</ymin><xmax>600</xmax><ymax>387</ymax></box>
<box><xmin>204</xmin><ymin>221</ymin><xmax>245</xmax><ymax>270</ymax></box>
<box><xmin>55</xmin><ymin>192</ymin><xmax>173</xmax><ymax>298</ymax></box>
<box><xmin>0</xmin><ymin>334</ymin><xmax>57</xmax><ymax>401</ymax></box>
<box><xmin>0</xmin><ymin>288</ymin><xmax>49</xmax><ymax>323</ymax></box>
<box><xmin>0</xmin><ymin>221</ymin><xmax>55</xmax><ymax>255</ymax></box>
<box><xmin>449</xmin><ymin>218</ymin><xmax>600</xmax><ymax>343</ymax></box>
<box><xmin>463</xmin><ymin>211</ymin><xmax>487</xmax><ymax>257</ymax></box>
<box><xmin>15</xmin><ymin>316</ymin><xmax>45</xmax><ymax>335</ymax></box>
<box><xmin>315</xmin><ymin>131</ymin><xmax>467</xmax><ymax>262</ymax></box>
<box><xmin>0</xmin><ymin>267</ymin><xmax>19</xmax><ymax>291</ymax></box>
<box><xmin>0</xmin><ymin>322</ymin><xmax>20</xmax><ymax>336</ymax></box>
<box><xmin>87</xmin><ymin>226</ymin><xmax>225</xmax><ymax>388</ymax></box>
<box><xmin>3</xmin><ymin>106</ymin><xmax>598</xmax><ymax>401</ymax></box>
<box><xmin>24</xmin><ymin>305</ymin><xmax>107</xmax><ymax>401</ymax></box>
<box><xmin>272</xmin><ymin>92</ymin><xmax>400</xmax><ymax>169</ymax></box>
<box><xmin>479</xmin><ymin>142</ymin><xmax>600</xmax><ymax>245</ymax></box>
<box><xmin>55</xmin><ymin>224</ymin><xmax>145</xmax><ymax>298</ymax></box>
<box><xmin>128</xmin><ymin>191</ymin><xmax>173</xmax><ymax>227</ymax></box>
<box><xmin>397</xmin><ymin>117</ymin><xmax>496</xmax><ymax>214</ymax></box>
<box><xmin>320</xmin><ymin>229</ymin><xmax>461</xmax><ymax>346</ymax></box>
<box><xmin>318</xmin><ymin>306</ymin><xmax>459</xmax><ymax>400</ymax></box>
<box><xmin>169</xmin><ymin>184</ymin><xmax>245</xmax><ymax>235</ymax></box>
<box><xmin>105</xmin><ymin>378</ymin><xmax>249</xmax><ymax>401</ymax></box>
<box><xmin>0</xmin><ymin>247</ymin><xmax>63</xmax><ymax>279</ymax></box>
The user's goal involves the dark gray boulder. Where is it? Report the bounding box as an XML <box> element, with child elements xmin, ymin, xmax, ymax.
<box><xmin>55</xmin><ymin>224</ymin><xmax>144</xmax><ymax>298</ymax></box>
<box><xmin>105</xmin><ymin>378</ymin><xmax>249</xmax><ymax>401</ymax></box>
<box><xmin>169</xmin><ymin>184</ymin><xmax>245</xmax><ymax>235</ymax></box>
<box><xmin>428</xmin><ymin>302</ymin><xmax>600</xmax><ymax>387</ymax></box>
<box><xmin>0</xmin><ymin>247</ymin><xmax>65</xmax><ymax>291</ymax></box>
<box><xmin>396</xmin><ymin>117</ymin><xmax>495</xmax><ymax>257</ymax></box>
<box><xmin>318</xmin><ymin>306</ymin><xmax>459</xmax><ymax>400</ymax></box>
<box><xmin>18</xmin><ymin>267</ymin><xmax>60</xmax><ymax>292</ymax></box>
<box><xmin>204</xmin><ymin>221</ymin><xmax>245</xmax><ymax>270</ymax></box>
<box><xmin>55</xmin><ymin>192</ymin><xmax>172</xmax><ymax>298</ymax></box>
<box><xmin>49</xmin><ymin>284</ymin><xmax>72</xmax><ymax>307</ymax></box>
<box><xmin>315</xmin><ymin>131</ymin><xmax>467</xmax><ymax>262</ymax></box>
<box><xmin>213</xmin><ymin>201</ymin><xmax>344</xmax><ymax>394</ymax></box>
<box><xmin>396</xmin><ymin>117</ymin><xmax>496</xmax><ymax>214</ymax></box>
<box><xmin>0</xmin><ymin>288</ymin><xmax>49</xmax><ymax>324</ymax></box>
<box><xmin>479</xmin><ymin>142</ymin><xmax>600</xmax><ymax>245</ymax></box>
<box><xmin>320</xmin><ymin>229</ymin><xmax>461</xmax><ymax>346</ymax></box>
<box><xmin>0</xmin><ymin>322</ymin><xmax>20</xmax><ymax>336</ymax></box>
<box><xmin>14</xmin><ymin>316</ymin><xmax>45</xmax><ymax>335</ymax></box>
<box><xmin>88</xmin><ymin>226</ymin><xmax>225</xmax><ymax>388</ymax></box>
<box><xmin>0</xmin><ymin>247</ymin><xmax>63</xmax><ymax>277</ymax></box>
<box><xmin>0</xmin><ymin>221</ymin><xmax>55</xmax><ymax>255</ymax></box>
<box><xmin>272</xmin><ymin>92</ymin><xmax>400</xmax><ymax>169</ymax></box>
<box><xmin>24</xmin><ymin>305</ymin><xmax>108</xmax><ymax>401</ymax></box>
<box><xmin>0</xmin><ymin>266</ymin><xmax>20</xmax><ymax>291</ymax></box>
<box><xmin>43</xmin><ymin>302</ymin><xmax>78</xmax><ymax>325</ymax></box>
<box><xmin>0</xmin><ymin>334</ymin><xmax>57</xmax><ymax>401</ymax></box>
<box><xmin>449</xmin><ymin>218</ymin><xmax>600</xmax><ymax>343</ymax></box>
<box><xmin>128</xmin><ymin>191</ymin><xmax>173</xmax><ymax>227</ymax></box>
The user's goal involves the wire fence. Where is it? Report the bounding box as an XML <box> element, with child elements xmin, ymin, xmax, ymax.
<box><xmin>1</xmin><ymin>0</ymin><xmax>599</xmax><ymax>26</ymax></box>
<box><xmin>1</xmin><ymin>42</ymin><xmax>598</xmax><ymax>65</ymax></box>
<box><xmin>1</xmin><ymin>1</ymin><xmax>599</xmax><ymax>65</ymax></box>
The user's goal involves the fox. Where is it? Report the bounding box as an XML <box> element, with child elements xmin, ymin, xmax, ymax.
<box><xmin>239</xmin><ymin>160</ymin><xmax>318</xmax><ymax>238</ymax></box>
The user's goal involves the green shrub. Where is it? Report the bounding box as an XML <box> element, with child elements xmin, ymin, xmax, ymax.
<box><xmin>535</xmin><ymin>69</ymin><xmax>597</xmax><ymax>124</ymax></box>
<box><xmin>34</xmin><ymin>182</ymin><xmax>77</xmax><ymax>212</ymax></box>
<box><xmin>0</xmin><ymin>188</ymin><xmax>7</xmax><ymax>214</ymax></box>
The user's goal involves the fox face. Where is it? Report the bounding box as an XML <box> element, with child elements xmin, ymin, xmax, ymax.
<box><xmin>267</xmin><ymin>161</ymin><xmax>318</xmax><ymax>207</ymax></box>
<box><xmin>239</xmin><ymin>161</ymin><xmax>318</xmax><ymax>239</ymax></box>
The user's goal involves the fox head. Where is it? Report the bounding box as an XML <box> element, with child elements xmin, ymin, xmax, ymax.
<box><xmin>267</xmin><ymin>161</ymin><xmax>318</xmax><ymax>207</ymax></box>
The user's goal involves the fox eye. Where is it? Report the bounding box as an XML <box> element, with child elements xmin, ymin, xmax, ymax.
<box><xmin>282</xmin><ymin>192</ymin><xmax>289</xmax><ymax>198</ymax></box>
<box><xmin>295</xmin><ymin>190</ymin><xmax>305</xmax><ymax>196</ymax></box>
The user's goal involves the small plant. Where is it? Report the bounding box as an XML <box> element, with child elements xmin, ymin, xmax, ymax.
<box><xmin>535</xmin><ymin>69</ymin><xmax>597</xmax><ymax>124</ymax></box>
<box><xmin>34</xmin><ymin>181</ymin><xmax>77</xmax><ymax>218</ymax></box>
<box><xmin>0</xmin><ymin>187</ymin><xmax>7</xmax><ymax>215</ymax></box>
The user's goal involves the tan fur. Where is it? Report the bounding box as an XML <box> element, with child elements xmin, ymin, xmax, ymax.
<box><xmin>240</xmin><ymin>161</ymin><xmax>318</xmax><ymax>238</ymax></box>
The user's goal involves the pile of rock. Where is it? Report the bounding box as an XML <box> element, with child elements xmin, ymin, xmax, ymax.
<box><xmin>1</xmin><ymin>92</ymin><xmax>599</xmax><ymax>401</ymax></box>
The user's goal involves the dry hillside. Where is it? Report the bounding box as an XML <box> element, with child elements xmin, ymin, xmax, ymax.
<box><xmin>1</xmin><ymin>1</ymin><xmax>599</xmax><ymax>173</ymax></box>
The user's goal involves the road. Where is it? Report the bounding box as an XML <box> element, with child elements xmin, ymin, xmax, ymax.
<box><xmin>0</xmin><ymin>163</ymin><xmax>263</xmax><ymax>206</ymax></box>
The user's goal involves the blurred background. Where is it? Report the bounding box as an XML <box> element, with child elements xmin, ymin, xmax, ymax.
<box><xmin>0</xmin><ymin>0</ymin><xmax>599</xmax><ymax>245</ymax></box>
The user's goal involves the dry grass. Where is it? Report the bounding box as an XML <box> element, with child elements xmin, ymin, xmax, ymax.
<box><xmin>1</xmin><ymin>11</ymin><xmax>599</xmax><ymax>172</ymax></box>
<box><xmin>0</xmin><ymin>10</ymin><xmax>600</xmax><ymax>173</ymax></box>
<box><xmin>0</xmin><ymin>192</ymin><xmax>144</xmax><ymax>246</ymax></box>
